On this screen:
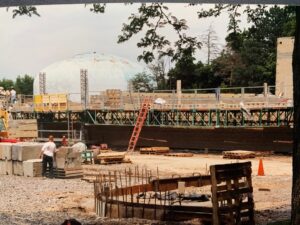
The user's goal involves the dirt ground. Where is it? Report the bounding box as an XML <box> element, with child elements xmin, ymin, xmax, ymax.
<box><xmin>0</xmin><ymin>152</ymin><xmax>292</xmax><ymax>224</ymax></box>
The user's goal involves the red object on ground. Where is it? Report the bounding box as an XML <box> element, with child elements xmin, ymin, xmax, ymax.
<box><xmin>0</xmin><ymin>138</ymin><xmax>18</xmax><ymax>143</ymax></box>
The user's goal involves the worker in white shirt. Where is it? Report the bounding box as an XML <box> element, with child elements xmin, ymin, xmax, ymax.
<box><xmin>10</xmin><ymin>87</ymin><xmax>16</xmax><ymax>104</ymax></box>
<box><xmin>40</xmin><ymin>135</ymin><xmax>57</xmax><ymax>178</ymax></box>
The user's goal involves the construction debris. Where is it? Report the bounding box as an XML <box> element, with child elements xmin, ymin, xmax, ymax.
<box><xmin>222</xmin><ymin>150</ymin><xmax>256</xmax><ymax>159</ymax></box>
<box><xmin>140</xmin><ymin>146</ymin><xmax>170</xmax><ymax>155</ymax></box>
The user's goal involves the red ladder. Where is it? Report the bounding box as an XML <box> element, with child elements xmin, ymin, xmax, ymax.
<box><xmin>127</xmin><ymin>98</ymin><xmax>151</xmax><ymax>152</ymax></box>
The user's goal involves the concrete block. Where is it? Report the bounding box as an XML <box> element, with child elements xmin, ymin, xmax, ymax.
<box><xmin>23</xmin><ymin>159</ymin><xmax>42</xmax><ymax>177</ymax></box>
<box><xmin>0</xmin><ymin>160</ymin><xmax>13</xmax><ymax>175</ymax></box>
<box><xmin>55</xmin><ymin>147</ymin><xmax>82</xmax><ymax>169</ymax></box>
<box><xmin>13</xmin><ymin>161</ymin><xmax>23</xmax><ymax>176</ymax></box>
<box><xmin>12</xmin><ymin>142</ymin><xmax>43</xmax><ymax>161</ymax></box>
<box><xmin>0</xmin><ymin>143</ymin><xmax>14</xmax><ymax>160</ymax></box>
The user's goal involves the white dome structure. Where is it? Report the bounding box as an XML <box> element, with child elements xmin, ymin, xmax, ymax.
<box><xmin>33</xmin><ymin>53</ymin><xmax>146</xmax><ymax>97</ymax></box>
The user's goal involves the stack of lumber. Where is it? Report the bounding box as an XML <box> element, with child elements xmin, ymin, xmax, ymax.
<box><xmin>105</xmin><ymin>89</ymin><xmax>122</xmax><ymax>108</ymax></box>
<box><xmin>165</xmin><ymin>152</ymin><xmax>194</xmax><ymax>157</ymax></box>
<box><xmin>54</xmin><ymin>147</ymin><xmax>83</xmax><ymax>178</ymax></box>
<box><xmin>8</xmin><ymin>119</ymin><xmax>38</xmax><ymax>139</ymax></box>
<box><xmin>53</xmin><ymin>168</ymin><xmax>83</xmax><ymax>179</ymax></box>
<box><xmin>12</xmin><ymin>142</ymin><xmax>43</xmax><ymax>176</ymax></box>
<box><xmin>0</xmin><ymin>143</ymin><xmax>13</xmax><ymax>175</ymax></box>
<box><xmin>222</xmin><ymin>150</ymin><xmax>256</xmax><ymax>159</ymax></box>
<box><xmin>255</xmin><ymin>151</ymin><xmax>274</xmax><ymax>157</ymax></box>
<box><xmin>90</xmin><ymin>95</ymin><xmax>101</xmax><ymax>104</ymax></box>
<box><xmin>140</xmin><ymin>147</ymin><xmax>170</xmax><ymax>155</ymax></box>
<box><xmin>23</xmin><ymin>159</ymin><xmax>42</xmax><ymax>177</ymax></box>
<box><xmin>96</xmin><ymin>152</ymin><xmax>126</xmax><ymax>164</ymax></box>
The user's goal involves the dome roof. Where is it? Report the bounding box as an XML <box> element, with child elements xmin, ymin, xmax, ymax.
<box><xmin>33</xmin><ymin>53</ymin><xmax>146</xmax><ymax>96</ymax></box>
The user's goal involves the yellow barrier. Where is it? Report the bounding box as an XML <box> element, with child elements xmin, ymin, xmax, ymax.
<box><xmin>34</xmin><ymin>94</ymin><xmax>67</xmax><ymax>112</ymax></box>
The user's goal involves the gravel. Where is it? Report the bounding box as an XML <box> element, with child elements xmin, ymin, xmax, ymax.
<box><xmin>0</xmin><ymin>154</ymin><xmax>293</xmax><ymax>224</ymax></box>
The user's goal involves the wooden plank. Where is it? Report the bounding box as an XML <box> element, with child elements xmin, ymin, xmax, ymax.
<box><xmin>164</xmin><ymin>153</ymin><xmax>193</xmax><ymax>157</ymax></box>
<box><xmin>216</xmin><ymin>181</ymin><xmax>248</xmax><ymax>191</ymax></box>
<box><xmin>215</xmin><ymin>167</ymin><xmax>252</xmax><ymax>181</ymax></box>
<box><xmin>213</xmin><ymin>162</ymin><xmax>252</xmax><ymax>171</ymax></box>
<box><xmin>219</xmin><ymin>202</ymin><xmax>255</xmax><ymax>213</ymax></box>
<box><xmin>210</xmin><ymin>166</ymin><xmax>220</xmax><ymax>225</ymax></box>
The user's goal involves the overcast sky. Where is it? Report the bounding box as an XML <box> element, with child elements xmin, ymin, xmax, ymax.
<box><xmin>0</xmin><ymin>4</ymin><xmax>247</xmax><ymax>79</ymax></box>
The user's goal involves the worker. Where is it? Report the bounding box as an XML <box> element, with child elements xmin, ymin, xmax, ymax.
<box><xmin>61</xmin><ymin>135</ymin><xmax>68</xmax><ymax>146</ymax></box>
<box><xmin>10</xmin><ymin>87</ymin><xmax>16</xmax><ymax>104</ymax></box>
<box><xmin>40</xmin><ymin>135</ymin><xmax>57</xmax><ymax>178</ymax></box>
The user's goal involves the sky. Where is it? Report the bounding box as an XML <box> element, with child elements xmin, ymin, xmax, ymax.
<box><xmin>0</xmin><ymin>3</ymin><xmax>246</xmax><ymax>79</ymax></box>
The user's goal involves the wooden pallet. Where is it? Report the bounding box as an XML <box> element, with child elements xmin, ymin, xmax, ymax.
<box><xmin>96</xmin><ymin>152</ymin><xmax>127</xmax><ymax>164</ymax></box>
<box><xmin>222</xmin><ymin>150</ymin><xmax>256</xmax><ymax>159</ymax></box>
<box><xmin>210</xmin><ymin>162</ymin><xmax>254</xmax><ymax>225</ymax></box>
<box><xmin>46</xmin><ymin>168</ymin><xmax>83</xmax><ymax>179</ymax></box>
<box><xmin>164</xmin><ymin>152</ymin><xmax>194</xmax><ymax>157</ymax></box>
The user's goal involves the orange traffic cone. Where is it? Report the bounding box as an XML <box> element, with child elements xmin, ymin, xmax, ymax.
<box><xmin>257</xmin><ymin>159</ymin><xmax>265</xmax><ymax>176</ymax></box>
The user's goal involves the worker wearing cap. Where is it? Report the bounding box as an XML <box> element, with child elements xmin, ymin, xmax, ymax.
<box><xmin>40</xmin><ymin>135</ymin><xmax>57</xmax><ymax>178</ymax></box>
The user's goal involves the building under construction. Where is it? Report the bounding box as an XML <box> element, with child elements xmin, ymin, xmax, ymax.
<box><xmin>4</xmin><ymin>46</ymin><xmax>294</xmax><ymax>153</ymax></box>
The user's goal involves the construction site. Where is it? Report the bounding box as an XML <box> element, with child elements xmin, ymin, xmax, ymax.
<box><xmin>0</xmin><ymin>1</ymin><xmax>297</xmax><ymax>224</ymax></box>
<box><xmin>0</xmin><ymin>47</ymin><xmax>294</xmax><ymax>224</ymax></box>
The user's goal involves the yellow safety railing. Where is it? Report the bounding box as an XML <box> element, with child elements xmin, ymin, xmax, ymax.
<box><xmin>34</xmin><ymin>94</ymin><xmax>68</xmax><ymax>112</ymax></box>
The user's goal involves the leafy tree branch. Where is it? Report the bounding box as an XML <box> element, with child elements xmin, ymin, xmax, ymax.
<box><xmin>118</xmin><ymin>3</ymin><xmax>201</xmax><ymax>63</ymax></box>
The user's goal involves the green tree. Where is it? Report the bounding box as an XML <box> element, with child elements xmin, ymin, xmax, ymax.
<box><xmin>167</xmin><ymin>49</ymin><xmax>197</xmax><ymax>89</ymax></box>
<box><xmin>0</xmin><ymin>78</ymin><xmax>14</xmax><ymax>90</ymax></box>
<box><xmin>208</xmin><ymin>5</ymin><xmax>296</xmax><ymax>87</ymax></box>
<box><xmin>14</xmin><ymin>75</ymin><xmax>34</xmax><ymax>95</ymax></box>
<box><xmin>117</xmin><ymin>3</ymin><xmax>201</xmax><ymax>63</ymax></box>
<box><xmin>130</xmin><ymin>72</ymin><xmax>154</xmax><ymax>92</ymax></box>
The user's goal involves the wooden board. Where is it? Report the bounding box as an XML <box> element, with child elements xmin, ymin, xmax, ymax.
<box><xmin>8</xmin><ymin>119</ymin><xmax>38</xmax><ymax>139</ymax></box>
<box><xmin>140</xmin><ymin>147</ymin><xmax>170</xmax><ymax>155</ymax></box>
<box><xmin>164</xmin><ymin>153</ymin><xmax>194</xmax><ymax>157</ymax></box>
<box><xmin>50</xmin><ymin>168</ymin><xmax>83</xmax><ymax>179</ymax></box>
